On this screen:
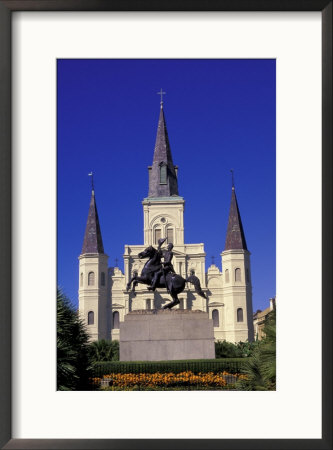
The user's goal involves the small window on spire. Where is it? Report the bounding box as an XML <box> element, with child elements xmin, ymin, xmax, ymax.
<box><xmin>88</xmin><ymin>311</ymin><xmax>94</xmax><ymax>325</ymax></box>
<box><xmin>160</xmin><ymin>163</ymin><xmax>167</xmax><ymax>184</ymax></box>
<box><xmin>237</xmin><ymin>308</ymin><xmax>243</xmax><ymax>322</ymax></box>
<box><xmin>88</xmin><ymin>272</ymin><xmax>95</xmax><ymax>286</ymax></box>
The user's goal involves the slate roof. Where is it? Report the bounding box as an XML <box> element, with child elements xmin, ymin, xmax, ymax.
<box><xmin>224</xmin><ymin>186</ymin><xmax>248</xmax><ymax>251</ymax></box>
<box><xmin>81</xmin><ymin>190</ymin><xmax>105</xmax><ymax>254</ymax></box>
<box><xmin>148</xmin><ymin>105</ymin><xmax>179</xmax><ymax>197</ymax></box>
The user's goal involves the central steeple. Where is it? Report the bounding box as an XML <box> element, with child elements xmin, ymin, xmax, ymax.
<box><xmin>143</xmin><ymin>100</ymin><xmax>184</xmax><ymax>246</ymax></box>
<box><xmin>148</xmin><ymin>103</ymin><xmax>179</xmax><ymax>198</ymax></box>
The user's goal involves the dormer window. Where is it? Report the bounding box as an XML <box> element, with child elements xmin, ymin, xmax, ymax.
<box><xmin>159</xmin><ymin>162</ymin><xmax>167</xmax><ymax>184</ymax></box>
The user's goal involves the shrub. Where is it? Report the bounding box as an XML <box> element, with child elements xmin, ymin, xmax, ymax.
<box><xmin>215</xmin><ymin>340</ymin><xmax>259</xmax><ymax>358</ymax></box>
<box><xmin>215</xmin><ymin>341</ymin><xmax>242</xmax><ymax>358</ymax></box>
<box><xmin>92</xmin><ymin>358</ymin><xmax>248</xmax><ymax>378</ymax></box>
<box><xmin>88</xmin><ymin>339</ymin><xmax>119</xmax><ymax>363</ymax></box>
<box><xmin>236</xmin><ymin>340</ymin><xmax>260</xmax><ymax>357</ymax></box>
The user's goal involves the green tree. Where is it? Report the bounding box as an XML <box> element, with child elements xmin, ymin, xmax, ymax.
<box><xmin>57</xmin><ymin>288</ymin><xmax>92</xmax><ymax>390</ymax></box>
<box><xmin>236</xmin><ymin>310</ymin><xmax>276</xmax><ymax>390</ymax></box>
<box><xmin>88</xmin><ymin>339</ymin><xmax>119</xmax><ymax>363</ymax></box>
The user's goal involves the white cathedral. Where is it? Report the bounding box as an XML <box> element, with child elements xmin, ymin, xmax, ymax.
<box><xmin>78</xmin><ymin>102</ymin><xmax>254</xmax><ymax>344</ymax></box>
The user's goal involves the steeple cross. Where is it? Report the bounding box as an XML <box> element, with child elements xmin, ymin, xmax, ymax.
<box><xmin>230</xmin><ymin>169</ymin><xmax>234</xmax><ymax>188</ymax></box>
<box><xmin>211</xmin><ymin>256</ymin><xmax>215</xmax><ymax>265</ymax></box>
<box><xmin>88</xmin><ymin>171</ymin><xmax>94</xmax><ymax>191</ymax></box>
<box><xmin>115</xmin><ymin>258</ymin><xmax>119</xmax><ymax>267</ymax></box>
<box><xmin>157</xmin><ymin>88</ymin><xmax>166</xmax><ymax>106</ymax></box>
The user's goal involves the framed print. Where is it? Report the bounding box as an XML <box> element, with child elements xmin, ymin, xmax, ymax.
<box><xmin>0</xmin><ymin>1</ymin><xmax>332</xmax><ymax>449</ymax></box>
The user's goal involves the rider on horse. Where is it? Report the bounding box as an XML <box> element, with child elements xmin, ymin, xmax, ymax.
<box><xmin>126</xmin><ymin>239</ymin><xmax>207</xmax><ymax>309</ymax></box>
<box><xmin>148</xmin><ymin>241</ymin><xmax>175</xmax><ymax>292</ymax></box>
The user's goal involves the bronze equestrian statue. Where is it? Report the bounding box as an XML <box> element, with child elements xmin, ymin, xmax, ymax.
<box><xmin>126</xmin><ymin>239</ymin><xmax>207</xmax><ymax>309</ymax></box>
<box><xmin>148</xmin><ymin>241</ymin><xmax>175</xmax><ymax>291</ymax></box>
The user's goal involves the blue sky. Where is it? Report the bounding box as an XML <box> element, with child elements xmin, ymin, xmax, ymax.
<box><xmin>57</xmin><ymin>59</ymin><xmax>276</xmax><ymax>312</ymax></box>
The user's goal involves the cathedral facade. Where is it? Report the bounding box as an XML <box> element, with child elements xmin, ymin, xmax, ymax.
<box><xmin>78</xmin><ymin>103</ymin><xmax>254</xmax><ymax>344</ymax></box>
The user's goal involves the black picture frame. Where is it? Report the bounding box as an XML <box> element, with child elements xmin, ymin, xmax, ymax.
<box><xmin>0</xmin><ymin>1</ymin><xmax>332</xmax><ymax>449</ymax></box>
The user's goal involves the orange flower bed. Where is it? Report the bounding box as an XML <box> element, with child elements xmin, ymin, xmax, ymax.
<box><xmin>92</xmin><ymin>371</ymin><xmax>246</xmax><ymax>388</ymax></box>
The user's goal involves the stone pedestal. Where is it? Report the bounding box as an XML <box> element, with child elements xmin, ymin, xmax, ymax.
<box><xmin>119</xmin><ymin>309</ymin><xmax>215</xmax><ymax>361</ymax></box>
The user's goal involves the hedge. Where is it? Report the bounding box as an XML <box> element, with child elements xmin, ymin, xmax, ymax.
<box><xmin>92</xmin><ymin>358</ymin><xmax>249</xmax><ymax>377</ymax></box>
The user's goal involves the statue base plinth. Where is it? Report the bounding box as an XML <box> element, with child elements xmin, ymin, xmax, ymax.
<box><xmin>119</xmin><ymin>309</ymin><xmax>215</xmax><ymax>361</ymax></box>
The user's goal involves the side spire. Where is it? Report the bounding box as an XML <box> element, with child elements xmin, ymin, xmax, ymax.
<box><xmin>224</xmin><ymin>174</ymin><xmax>248</xmax><ymax>251</ymax></box>
<box><xmin>81</xmin><ymin>175</ymin><xmax>105</xmax><ymax>254</ymax></box>
<box><xmin>148</xmin><ymin>99</ymin><xmax>179</xmax><ymax>198</ymax></box>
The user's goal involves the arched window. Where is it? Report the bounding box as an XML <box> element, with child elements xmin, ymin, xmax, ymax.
<box><xmin>154</xmin><ymin>228</ymin><xmax>161</xmax><ymax>245</ymax></box>
<box><xmin>235</xmin><ymin>268</ymin><xmax>241</xmax><ymax>282</ymax></box>
<box><xmin>160</xmin><ymin>163</ymin><xmax>167</xmax><ymax>184</ymax></box>
<box><xmin>113</xmin><ymin>311</ymin><xmax>120</xmax><ymax>329</ymax></box>
<box><xmin>101</xmin><ymin>272</ymin><xmax>105</xmax><ymax>286</ymax></box>
<box><xmin>88</xmin><ymin>311</ymin><xmax>94</xmax><ymax>325</ymax></box>
<box><xmin>88</xmin><ymin>271</ymin><xmax>95</xmax><ymax>286</ymax></box>
<box><xmin>80</xmin><ymin>273</ymin><xmax>83</xmax><ymax>286</ymax></box>
<box><xmin>237</xmin><ymin>308</ymin><xmax>243</xmax><ymax>322</ymax></box>
<box><xmin>146</xmin><ymin>299</ymin><xmax>151</xmax><ymax>310</ymax></box>
<box><xmin>166</xmin><ymin>228</ymin><xmax>174</xmax><ymax>244</ymax></box>
<box><xmin>225</xmin><ymin>269</ymin><xmax>229</xmax><ymax>283</ymax></box>
<box><xmin>212</xmin><ymin>309</ymin><xmax>219</xmax><ymax>327</ymax></box>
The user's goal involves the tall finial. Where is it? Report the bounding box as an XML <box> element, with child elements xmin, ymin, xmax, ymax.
<box><xmin>211</xmin><ymin>255</ymin><xmax>215</xmax><ymax>265</ymax></box>
<box><xmin>230</xmin><ymin>169</ymin><xmax>235</xmax><ymax>189</ymax></box>
<box><xmin>88</xmin><ymin>171</ymin><xmax>94</xmax><ymax>192</ymax></box>
<box><xmin>157</xmin><ymin>88</ymin><xmax>166</xmax><ymax>108</ymax></box>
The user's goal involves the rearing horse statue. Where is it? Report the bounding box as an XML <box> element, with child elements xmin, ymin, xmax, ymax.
<box><xmin>126</xmin><ymin>246</ymin><xmax>207</xmax><ymax>309</ymax></box>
